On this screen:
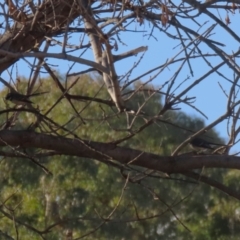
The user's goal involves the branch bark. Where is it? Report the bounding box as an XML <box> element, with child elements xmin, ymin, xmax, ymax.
<box><xmin>0</xmin><ymin>0</ymin><xmax>80</xmax><ymax>73</ymax></box>
<box><xmin>1</xmin><ymin>130</ymin><xmax>240</xmax><ymax>174</ymax></box>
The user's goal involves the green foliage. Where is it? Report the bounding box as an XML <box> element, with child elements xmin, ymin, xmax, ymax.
<box><xmin>0</xmin><ymin>75</ymin><xmax>239</xmax><ymax>239</ymax></box>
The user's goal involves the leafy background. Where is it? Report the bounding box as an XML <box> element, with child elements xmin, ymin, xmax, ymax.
<box><xmin>0</xmin><ymin>75</ymin><xmax>238</xmax><ymax>239</ymax></box>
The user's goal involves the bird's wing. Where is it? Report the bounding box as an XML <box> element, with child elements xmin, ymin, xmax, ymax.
<box><xmin>190</xmin><ymin>138</ymin><xmax>214</xmax><ymax>149</ymax></box>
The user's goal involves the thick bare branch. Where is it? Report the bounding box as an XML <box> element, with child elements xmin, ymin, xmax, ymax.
<box><xmin>0</xmin><ymin>130</ymin><xmax>240</xmax><ymax>174</ymax></box>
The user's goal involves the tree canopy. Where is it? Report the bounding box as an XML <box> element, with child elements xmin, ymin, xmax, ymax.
<box><xmin>1</xmin><ymin>75</ymin><xmax>238</xmax><ymax>240</ymax></box>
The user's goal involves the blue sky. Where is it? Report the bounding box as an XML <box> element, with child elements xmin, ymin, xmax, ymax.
<box><xmin>1</xmin><ymin>1</ymin><xmax>239</xmax><ymax>152</ymax></box>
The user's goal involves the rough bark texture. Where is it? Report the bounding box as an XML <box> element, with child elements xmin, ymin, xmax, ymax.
<box><xmin>0</xmin><ymin>0</ymin><xmax>79</xmax><ymax>72</ymax></box>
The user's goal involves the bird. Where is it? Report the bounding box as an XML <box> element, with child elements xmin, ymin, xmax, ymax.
<box><xmin>189</xmin><ymin>137</ymin><xmax>226</xmax><ymax>151</ymax></box>
<box><xmin>5</xmin><ymin>91</ymin><xmax>48</xmax><ymax>105</ymax></box>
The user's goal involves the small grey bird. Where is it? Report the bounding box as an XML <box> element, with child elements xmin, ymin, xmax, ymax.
<box><xmin>5</xmin><ymin>91</ymin><xmax>48</xmax><ymax>105</ymax></box>
<box><xmin>189</xmin><ymin>137</ymin><xmax>226</xmax><ymax>151</ymax></box>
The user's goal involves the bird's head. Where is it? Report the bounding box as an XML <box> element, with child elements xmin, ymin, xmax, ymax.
<box><xmin>5</xmin><ymin>93</ymin><xmax>12</xmax><ymax>101</ymax></box>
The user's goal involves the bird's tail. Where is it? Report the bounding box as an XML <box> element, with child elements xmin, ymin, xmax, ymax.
<box><xmin>28</xmin><ymin>91</ymin><xmax>49</xmax><ymax>97</ymax></box>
